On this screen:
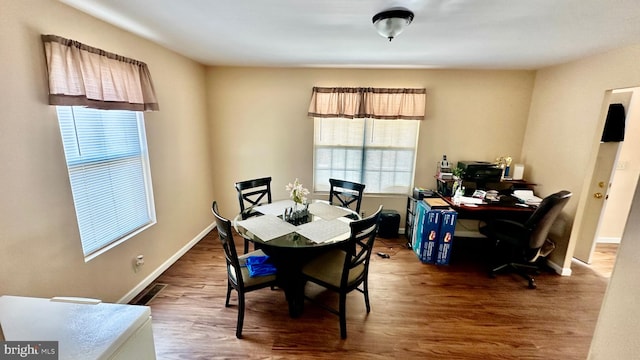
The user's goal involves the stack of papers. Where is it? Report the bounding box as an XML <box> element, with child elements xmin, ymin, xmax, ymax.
<box><xmin>513</xmin><ymin>190</ymin><xmax>542</xmax><ymax>205</ymax></box>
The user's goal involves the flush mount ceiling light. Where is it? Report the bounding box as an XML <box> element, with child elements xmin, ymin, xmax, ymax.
<box><xmin>372</xmin><ymin>8</ymin><xmax>414</xmax><ymax>41</ymax></box>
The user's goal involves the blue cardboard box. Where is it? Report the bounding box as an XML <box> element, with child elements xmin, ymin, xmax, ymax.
<box><xmin>436</xmin><ymin>210</ymin><xmax>458</xmax><ymax>265</ymax></box>
<box><xmin>419</xmin><ymin>209</ymin><xmax>442</xmax><ymax>263</ymax></box>
<box><xmin>412</xmin><ymin>201</ymin><xmax>443</xmax><ymax>263</ymax></box>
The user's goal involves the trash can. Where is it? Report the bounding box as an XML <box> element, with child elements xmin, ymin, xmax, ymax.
<box><xmin>378</xmin><ymin>209</ymin><xmax>400</xmax><ymax>238</ymax></box>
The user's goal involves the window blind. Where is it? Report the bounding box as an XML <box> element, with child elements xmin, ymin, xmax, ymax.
<box><xmin>313</xmin><ymin>117</ymin><xmax>419</xmax><ymax>194</ymax></box>
<box><xmin>57</xmin><ymin>106</ymin><xmax>156</xmax><ymax>258</ymax></box>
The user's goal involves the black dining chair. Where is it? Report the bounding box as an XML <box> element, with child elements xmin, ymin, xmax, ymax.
<box><xmin>301</xmin><ymin>205</ymin><xmax>383</xmax><ymax>338</ymax></box>
<box><xmin>235</xmin><ymin>176</ymin><xmax>272</xmax><ymax>253</ymax></box>
<box><xmin>328</xmin><ymin>178</ymin><xmax>365</xmax><ymax>218</ymax></box>
<box><xmin>211</xmin><ymin>201</ymin><xmax>278</xmax><ymax>339</ymax></box>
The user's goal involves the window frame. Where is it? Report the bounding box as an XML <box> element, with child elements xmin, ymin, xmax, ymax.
<box><xmin>56</xmin><ymin>106</ymin><xmax>157</xmax><ymax>261</ymax></box>
<box><xmin>312</xmin><ymin>117</ymin><xmax>420</xmax><ymax>195</ymax></box>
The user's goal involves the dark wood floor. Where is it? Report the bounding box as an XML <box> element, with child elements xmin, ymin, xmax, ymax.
<box><xmin>140</xmin><ymin>230</ymin><xmax>615</xmax><ymax>359</ymax></box>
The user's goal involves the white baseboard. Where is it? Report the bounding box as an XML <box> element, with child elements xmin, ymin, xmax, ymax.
<box><xmin>118</xmin><ymin>222</ymin><xmax>216</xmax><ymax>304</ymax></box>
<box><xmin>597</xmin><ymin>237</ymin><xmax>621</xmax><ymax>244</ymax></box>
<box><xmin>546</xmin><ymin>258</ymin><xmax>572</xmax><ymax>276</ymax></box>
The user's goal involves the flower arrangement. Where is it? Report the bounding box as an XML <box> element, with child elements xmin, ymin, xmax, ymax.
<box><xmin>285</xmin><ymin>178</ymin><xmax>309</xmax><ymax>205</ymax></box>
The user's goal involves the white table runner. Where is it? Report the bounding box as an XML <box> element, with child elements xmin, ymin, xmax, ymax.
<box><xmin>295</xmin><ymin>218</ymin><xmax>351</xmax><ymax>244</ymax></box>
<box><xmin>308</xmin><ymin>202</ymin><xmax>352</xmax><ymax>220</ymax></box>
<box><xmin>236</xmin><ymin>214</ymin><xmax>297</xmax><ymax>241</ymax></box>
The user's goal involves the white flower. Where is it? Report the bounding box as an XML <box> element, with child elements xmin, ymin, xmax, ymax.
<box><xmin>285</xmin><ymin>178</ymin><xmax>309</xmax><ymax>204</ymax></box>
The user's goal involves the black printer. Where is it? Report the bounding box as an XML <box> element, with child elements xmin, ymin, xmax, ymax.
<box><xmin>456</xmin><ymin>161</ymin><xmax>503</xmax><ymax>182</ymax></box>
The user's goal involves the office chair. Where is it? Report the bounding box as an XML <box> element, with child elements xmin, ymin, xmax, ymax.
<box><xmin>328</xmin><ymin>178</ymin><xmax>365</xmax><ymax>218</ymax></box>
<box><xmin>479</xmin><ymin>190</ymin><xmax>572</xmax><ymax>289</ymax></box>
<box><xmin>211</xmin><ymin>201</ymin><xmax>278</xmax><ymax>339</ymax></box>
<box><xmin>301</xmin><ymin>205</ymin><xmax>383</xmax><ymax>338</ymax></box>
<box><xmin>235</xmin><ymin>176</ymin><xmax>272</xmax><ymax>253</ymax></box>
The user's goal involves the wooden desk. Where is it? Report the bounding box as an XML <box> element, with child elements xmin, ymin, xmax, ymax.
<box><xmin>439</xmin><ymin>195</ymin><xmax>535</xmax><ymax>223</ymax></box>
<box><xmin>436</xmin><ymin>177</ymin><xmax>535</xmax><ymax>197</ymax></box>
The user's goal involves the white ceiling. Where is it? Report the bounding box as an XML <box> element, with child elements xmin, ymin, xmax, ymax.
<box><xmin>60</xmin><ymin>0</ymin><xmax>640</xmax><ymax>70</ymax></box>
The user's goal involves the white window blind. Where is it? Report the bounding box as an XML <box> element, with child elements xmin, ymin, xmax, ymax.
<box><xmin>57</xmin><ymin>106</ymin><xmax>156</xmax><ymax>259</ymax></box>
<box><xmin>313</xmin><ymin>117</ymin><xmax>419</xmax><ymax>194</ymax></box>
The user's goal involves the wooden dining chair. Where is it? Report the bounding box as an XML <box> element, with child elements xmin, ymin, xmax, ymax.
<box><xmin>328</xmin><ymin>178</ymin><xmax>365</xmax><ymax>218</ymax></box>
<box><xmin>235</xmin><ymin>176</ymin><xmax>273</xmax><ymax>253</ymax></box>
<box><xmin>211</xmin><ymin>201</ymin><xmax>278</xmax><ymax>339</ymax></box>
<box><xmin>301</xmin><ymin>205</ymin><xmax>383</xmax><ymax>338</ymax></box>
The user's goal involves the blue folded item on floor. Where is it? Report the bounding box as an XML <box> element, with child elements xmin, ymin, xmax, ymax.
<box><xmin>244</xmin><ymin>255</ymin><xmax>277</xmax><ymax>277</ymax></box>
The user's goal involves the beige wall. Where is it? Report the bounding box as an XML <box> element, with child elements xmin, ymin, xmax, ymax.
<box><xmin>0</xmin><ymin>0</ymin><xmax>214</xmax><ymax>302</ymax></box>
<box><xmin>524</xmin><ymin>42</ymin><xmax>640</xmax><ymax>357</ymax></box>
<box><xmin>207</xmin><ymin>67</ymin><xmax>535</xmax><ymax>222</ymax></box>
<box><xmin>522</xmin><ymin>44</ymin><xmax>640</xmax><ymax>270</ymax></box>
<box><xmin>589</xmin><ymin>167</ymin><xmax>640</xmax><ymax>359</ymax></box>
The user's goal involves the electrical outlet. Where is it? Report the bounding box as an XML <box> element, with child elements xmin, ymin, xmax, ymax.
<box><xmin>133</xmin><ymin>255</ymin><xmax>144</xmax><ymax>272</ymax></box>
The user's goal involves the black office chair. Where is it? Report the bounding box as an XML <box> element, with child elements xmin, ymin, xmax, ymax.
<box><xmin>301</xmin><ymin>205</ymin><xmax>383</xmax><ymax>338</ymax></box>
<box><xmin>235</xmin><ymin>176</ymin><xmax>272</xmax><ymax>253</ymax></box>
<box><xmin>479</xmin><ymin>190</ymin><xmax>572</xmax><ymax>289</ymax></box>
<box><xmin>328</xmin><ymin>178</ymin><xmax>365</xmax><ymax>218</ymax></box>
<box><xmin>211</xmin><ymin>201</ymin><xmax>278</xmax><ymax>339</ymax></box>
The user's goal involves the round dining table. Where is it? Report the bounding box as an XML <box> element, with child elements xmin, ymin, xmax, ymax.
<box><xmin>233</xmin><ymin>199</ymin><xmax>359</xmax><ymax>317</ymax></box>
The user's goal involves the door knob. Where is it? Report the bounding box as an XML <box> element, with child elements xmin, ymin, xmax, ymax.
<box><xmin>594</xmin><ymin>192</ymin><xmax>603</xmax><ymax>199</ymax></box>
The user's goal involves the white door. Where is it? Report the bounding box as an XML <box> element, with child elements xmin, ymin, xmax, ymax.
<box><xmin>573</xmin><ymin>142</ymin><xmax>620</xmax><ymax>263</ymax></box>
<box><xmin>573</xmin><ymin>89</ymin><xmax>633</xmax><ymax>263</ymax></box>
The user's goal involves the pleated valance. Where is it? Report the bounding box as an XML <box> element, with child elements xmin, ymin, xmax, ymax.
<box><xmin>41</xmin><ymin>34</ymin><xmax>159</xmax><ymax>111</ymax></box>
<box><xmin>307</xmin><ymin>87</ymin><xmax>425</xmax><ymax>120</ymax></box>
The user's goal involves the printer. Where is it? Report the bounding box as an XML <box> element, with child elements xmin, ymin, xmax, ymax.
<box><xmin>456</xmin><ymin>161</ymin><xmax>503</xmax><ymax>182</ymax></box>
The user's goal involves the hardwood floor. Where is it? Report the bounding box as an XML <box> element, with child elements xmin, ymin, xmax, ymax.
<box><xmin>139</xmin><ymin>231</ymin><xmax>614</xmax><ymax>359</ymax></box>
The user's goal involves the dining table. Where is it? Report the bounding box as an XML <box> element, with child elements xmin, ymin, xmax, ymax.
<box><xmin>233</xmin><ymin>199</ymin><xmax>359</xmax><ymax>317</ymax></box>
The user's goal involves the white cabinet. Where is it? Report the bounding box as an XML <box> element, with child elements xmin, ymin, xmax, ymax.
<box><xmin>0</xmin><ymin>296</ymin><xmax>156</xmax><ymax>360</ymax></box>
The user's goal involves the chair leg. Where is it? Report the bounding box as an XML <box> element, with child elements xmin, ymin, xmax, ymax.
<box><xmin>236</xmin><ymin>291</ymin><xmax>245</xmax><ymax>339</ymax></box>
<box><xmin>492</xmin><ymin>262</ymin><xmax>540</xmax><ymax>289</ymax></box>
<box><xmin>512</xmin><ymin>263</ymin><xmax>540</xmax><ymax>289</ymax></box>
<box><xmin>225</xmin><ymin>282</ymin><xmax>232</xmax><ymax>307</ymax></box>
<box><xmin>339</xmin><ymin>293</ymin><xmax>347</xmax><ymax>339</ymax></box>
<box><xmin>243</xmin><ymin>239</ymin><xmax>249</xmax><ymax>254</ymax></box>
<box><xmin>363</xmin><ymin>279</ymin><xmax>371</xmax><ymax>313</ymax></box>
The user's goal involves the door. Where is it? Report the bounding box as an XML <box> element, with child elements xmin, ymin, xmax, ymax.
<box><xmin>573</xmin><ymin>89</ymin><xmax>634</xmax><ymax>263</ymax></box>
<box><xmin>573</xmin><ymin>142</ymin><xmax>620</xmax><ymax>262</ymax></box>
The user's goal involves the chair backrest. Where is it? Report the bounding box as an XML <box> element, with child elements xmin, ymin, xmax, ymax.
<box><xmin>523</xmin><ymin>190</ymin><xmax>572</xmax><ymax>250</ymax></box>
<box><xmin>329</xmin><ymin>178</ymin><xmax>366</xmax><ymax>215</ymax></box>
<box><xmin>235</xmin><ymin>177</ymin><xmax>272</xmax><ymax>215</ymax></box>
<box><xmin>340</xmin><ymin>205</ymin><xmax>383</xmax><ymax>288</ymax></box>
<box><xmin>211</xmin><ymin>201</ymin><xmax>244</xmax><ymax>288</ymax></box>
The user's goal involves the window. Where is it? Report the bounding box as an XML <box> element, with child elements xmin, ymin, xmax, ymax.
<box><xmin>57</xmin><ymin>106</ymin><xmax>156</xmax><ymax>260</ymax></box>
<box><xmin>313</xmin><ymin>117</ymin><xmax>419</xmax><ymax>194</ymax></box>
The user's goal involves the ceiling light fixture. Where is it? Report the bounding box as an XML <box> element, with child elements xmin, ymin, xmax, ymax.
<box><xmin>372</xmin><ymin>8</ymin><xmax>414</xmax><ymax>42</ymax></box>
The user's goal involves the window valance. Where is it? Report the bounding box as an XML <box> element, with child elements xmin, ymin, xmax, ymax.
<box><xmin>307</xmin><ymin>87</ymin><xmax>425</xmax><ymax>120</ymax></box>
<box><xmin>41</xmin><ymin>34</ymin><xmax>159</xmax><ymax>111</ymax></box>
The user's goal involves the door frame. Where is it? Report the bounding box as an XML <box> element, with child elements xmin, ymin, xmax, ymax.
<box><xmin>569</xmin><ymin>88</ymin><xmax>636</xmax><ymax>265</ymax></box>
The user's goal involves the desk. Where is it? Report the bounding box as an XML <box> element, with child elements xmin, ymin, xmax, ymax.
<box><xmin>233</xmin><ymin>200</ymin><xmax>358</xmax><ymax>317</ymax></box>
<box><xmin>439</xmin><ymin>195</ymin><xmax>535</xmax><ymax>222</ymax></box>
<box><xmin>436</xmin><ymin>177</ymin><xmax>535</xmax><ymax>197</ymax></box>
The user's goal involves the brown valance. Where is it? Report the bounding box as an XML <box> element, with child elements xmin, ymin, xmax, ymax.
<box><xmin>307</xmin><ymin>87</ymin><xmax>425</xmax><ymax>120</ymax></box>
<box><xmin>41</xmin><ymin>34</ymin><xmax>159</xmax><ymax>111</ymax></box>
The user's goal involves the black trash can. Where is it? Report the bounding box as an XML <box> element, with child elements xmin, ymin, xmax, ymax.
<box><xmin>378</xmin><ymin>209</ymin><xmax>400</xmax><ymax>238</ymax></box>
